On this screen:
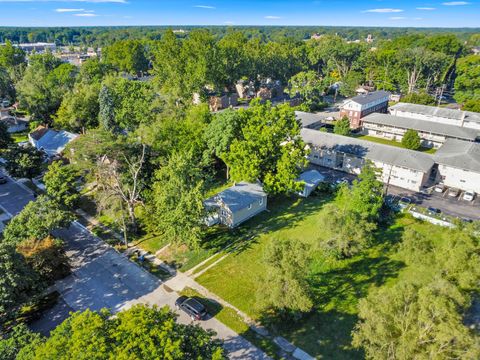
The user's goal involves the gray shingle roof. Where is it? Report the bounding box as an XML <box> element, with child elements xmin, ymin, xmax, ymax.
<box><xmin>390</xmin><ymin>103</ymin><xmax>480</xmax><ymax>124</ymax></box>
<box><xmin>205</xmin><ymin>182</ymin><xmax>266</xmax><ymax>212</ymax></box>
<box><xmin>301</xmin><ymin>128</ymin><xmax>435</xmax><ymax>172</ymax></box>
<box><xmin>362</xmin><ymin>113</ymin><xmax>479</xmax><ymax>141</ymax></box>
<box><xmin>349</xmin><ymin>90</ymin><xmax>390</xmax><ymax>105</ymax></box>
<box><xmin>297</xmin><ymin>170</ymin><xmax>325</xmax><ymax>187</ymax></box>
<box><xmin>295</xmin><ymin>111</ymin><xmax>325</xmax><ymax>128</ymax></box>
<box><xmin>434</xmin><ymin>139</ymin><xmax>480</xmax><ymax>172</ymax></box>
<box><xmin>35</xmin><ymin>129</ymin><xmax>79</xmax><ymax>156</ymax></box>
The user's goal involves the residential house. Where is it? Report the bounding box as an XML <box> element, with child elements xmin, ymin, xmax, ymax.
<box><xmin>297</xmin><ymin>170</ymin><xmax>325</xmax><ymax>197</ymax></box>
<box><xmin>434</xmin><ymin>139</ymin><xmax>480</xmax><ymax>193</ymax></box>
<box><xmin>295</xmin><ymin>111</ymin><xmax>327</xmax><ymax>130</ymax></box>
<box><xmin>361</xmin><ymin>113</ymin><xmax>479</xmax><ymax>149</ymax></box>
<box><xmin>301</xmin><ymin>128</ymin><xmax>435</xmax><ymax>192</ymax></box>
<box><xmin>389</xmin><ymin>103</ymin><xmax>480</xmax><ymax>130</ymax></box>
<box><xmin>204</xmin><ymin>182</ymin><xmax>267</xmax><ymax>228</ymax></box>
<box><xmin>29</xmin><ymin>126</ymin><xmax>78</xmax><ymax>157</ymax></box>
<box><xmin>339</xmin><ymin>90</ymin><xmax>390</xmax><ymax>129</ymax></box>
<box><xmin>0</xmin><ymin>117</ymin><xmax>28</xmax><ymax>133</ymax></box>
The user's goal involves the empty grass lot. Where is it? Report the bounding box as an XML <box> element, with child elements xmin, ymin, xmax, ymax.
<box><xmin>352</xmin><ymin>134</ymin><xmax>437</xmax><ymax>154</ymax></box>
<box><xmin>196</xmin><ymin>194</ymin><xmax>446</xmax><ymax>358</ymax></box>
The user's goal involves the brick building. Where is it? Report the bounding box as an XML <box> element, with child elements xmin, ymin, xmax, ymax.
<box><xmin>339</xmin><ymin>90</ymin><xmax>390</xmax><ymax>129</ymax></box>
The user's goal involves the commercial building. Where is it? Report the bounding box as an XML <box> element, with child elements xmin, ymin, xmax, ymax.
<box><xmin>361</xmin><ymin>113</ymin><xmax>479</xmax><ymax>149</ymax></box>
<box><xmin>301</xmin><ymin>128</ymin><xmax>435</xmax><ymax>192</ymax></box>
<box><xmin>339</xmin><ymin>90</ymin><xmax>390</xmax><ymax>129</ymax></box>
<box><xmin>389</xmin><ymin>103</ymin><xmax>480</xmax><ymax>130</ymax></box>
<box><xmin>434</xmin><ymin>139</ymin><xmax>480</xmax><ymax>193</ymax></box>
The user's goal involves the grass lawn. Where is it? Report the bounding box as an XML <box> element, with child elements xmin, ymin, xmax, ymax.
<box><xmin>352</xmin><ymin>134</ymin><xmax>437</xmax><ymax>154</ymax></box>
<box><xmin>11</xmin><ymin>131</ymin><xmax>28</xmax><ymax>143</ymax></box>
<box><xmin>196</xmin><ymin>194</ymin><xmax>445</xmax><ymax>359</ymax></box>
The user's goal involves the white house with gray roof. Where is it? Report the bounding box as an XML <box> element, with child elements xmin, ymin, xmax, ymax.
<box><xmin>389</xmin><ymin>103</ymin><xmax>480</xmax><ymax>130</ymax></box>
<box><xmin>297</xmin><ymin>170</ymin><xmax>325</xmax><ymax>197</ymax></box>
<box><xmin>301</xmin><ymin>128</ymin><xmax>435</xmax><ymax>192</ymax></box>
<box><xmin>434</xmin><ymin>139</ymin><xmax>480</xmax><ymax>193</ymax></box>
<box><xmin>362</xmin><ymin>113</ymin><xmax>480</xmax><ymax>149</ymax></box>
<box><xmin>205</xmin><ymin>182</ymin><xmax>267</xmax><ymax>228</ymax></box>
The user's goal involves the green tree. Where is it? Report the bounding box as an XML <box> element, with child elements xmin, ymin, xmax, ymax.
<box><xmin>288</xmin><ymin>71</ymin><xmax>325</xmax><ymax>111</ymax></box>
<box><xmin>0</xmin><ymin>40</ymin><xmax>26</xmax><ymax>70</ymax></box>
<box><xmin>454</xmin><ymin>55</ymin><xmax>480</xmax><ymax>104</ymax></box>
<box><xmin>22</xmin><ymin>305</ymin><xmax>225</xmax><ymax>360</ymax></box>
<box><xmin>148</xmin><ymin>151</ymin><xmax>206</xmax><ymax>248</ymax></box>
<box><xmin>44</xmin><ymin>162</ymin><xmax>80</xmax><ymax>209</ymax></box>
<box><xmin>0</xmin><ymin>122</ymin><xmax>13</xmax><ymax>150</ymax></box>
<box><xmin>0</xmin><ymin>324</ymin><xmax>43</xmax><ymax>360</ymax></box>
<box><xmin>352</xmin><ymin>279</ymin><xmax>480</xmax><ymax>360</ymax></box>
<box><xmin>402</xmin><ymin>129</ymin><xmax>421</xmax><ymax>150</ymax></box>
<box><xmin>4</xmin><ymin>145</ymin><xmax>44</xmax><ymax>181</ymax></box>
<box><xmin>0</xmin><ymin>66</ymin><xmax>15</xmax><ymax>101</ymax></box>
<box><xmin>225</xmin><ymin>101</ymin><xmax>308</xmax><ymax>195</ymax></box>
<box><xmin>257</xmin><ymin>239</ymin><xmax>313</xmax><ymax>319</ymax></box>
<box><xmin>401</xmin><ymin>91</ymin><xmax>436</xmax><ymax>105</ymax></box>
<box><xmin>103</xmin><ymin>40</ymin><xmax>149</xmax><ymax>75</ymax></box>
<box><xmin>98</xmin><ymin>84</ymin><xmax>116</xmax><ymax>132</ymax></box>
<box><xmin>349</xmin><ymin>162</ymin><xmax>384</xmax><ymax>222</ymax></box>
<box><xmin>463</xmin><ymin>99</ymin><xmax>480</xmax><ymax>112</ymax></box>
<box><xmin>333</xmin><ymin>116</ymin><xmax>351</xmax><ymax>136</ymax></box>
<box><xmin>0</xmin><ymin>243</ymin><xmax>43</xmax><ymax>321</ymax></box>
<box><xmin>3</xmin><ymin>195</ymin><xmax>73</xmax><ymax>245</ymax></box>
<box><xmin>54</xmin><ymin>82</ymin><xmax>100</xmax><ymax>132</ymax></box>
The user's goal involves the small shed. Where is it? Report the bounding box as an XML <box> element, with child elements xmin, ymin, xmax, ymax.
<box><xmin>297</xmin><ymin>170</ymin><xmax>325</xmax><ymax>197</ymax></box>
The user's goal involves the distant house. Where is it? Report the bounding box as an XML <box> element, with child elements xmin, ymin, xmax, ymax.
<box><xmin>28</xmin><ymin>126</ymin><xmax>78</xmax><ymax>157</ymax></box>
<box><xmin>297</xmin><ymin>170</ymin><xmax>325</xmax><ymax>197</ymax></box>
<box><xmin>339</xmin><ymin>90</ymin><xmax>390</xmax><ymax>129</ymax></box>
<box><xmin>205</xmin><ymin>182</ymin><xmax>267</xmax><ymax>228</ymax></box>
<box><xmin>295</xmin><ymin>111</ymin><xmax>326</xmax><ymax>130</ymax></box>
<box><xmin>0</xmin><ymin>117</ymin><xmax>28</xmax><ymax>133</ymax></box>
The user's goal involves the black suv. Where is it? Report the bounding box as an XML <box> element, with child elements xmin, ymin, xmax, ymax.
<box><xmin>175</xmin><ymin>296</ymin><xmax>208</xmax><ymax>321</ymax></box>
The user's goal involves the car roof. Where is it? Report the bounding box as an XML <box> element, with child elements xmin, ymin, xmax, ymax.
<box><xmin>184</xmin><ymin>298</ymin><xmax>206</xmax><ymax>312</ymax></box>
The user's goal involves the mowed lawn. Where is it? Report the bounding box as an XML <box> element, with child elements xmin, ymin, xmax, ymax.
<box><xmin>196</xmin><ymin>195</ymin><xmax>439</xmax><ymax>358</ymax></box>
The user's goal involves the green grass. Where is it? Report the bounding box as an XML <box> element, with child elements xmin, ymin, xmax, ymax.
<box><xmin>191</xmin><ymin>252</ymin><xmax>226</xmax><ymax>275</ymax></box>
<box><xmin>195</xmin><ymin>194</ymin><xmax>448</xmax><ymax>359</ymax></box>
<box><xmin>180</xmin><ymin>287</ymin><xmax>280</xmax><ymax>359</ymax></box>
<box><xmin>11</xmin><ymin>131</ymin><xmax>28</xmax><ymax>143</ymax></box>
<box><xmin>352</xmin><ymin>134</ymin><xmax>437</xmax><ymax>154</ymax></box>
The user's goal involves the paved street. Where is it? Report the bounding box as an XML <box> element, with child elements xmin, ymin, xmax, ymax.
<box><xmin>0</xmin><ymin>172</ymin><xmax>35</xmax><ymax>216</ymax></box>
<box><xmin>1</xmin><ymin>177</ymin><xmax>270</xmax><ymax>359</ymax></box>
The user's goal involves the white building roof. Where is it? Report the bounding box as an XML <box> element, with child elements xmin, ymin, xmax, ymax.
<box><xmin>390</xmin><ymin>103</ymin><xmax>480</xmax><ymax>124</ymax></box>
<box><xmin>434</xmin><ymin>139</ymin><xmax>480</xmax><ymax>173</ymax></box>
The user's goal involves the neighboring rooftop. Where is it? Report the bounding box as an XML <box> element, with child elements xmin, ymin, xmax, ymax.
<box><xmin>295</xmin><ymin>111</ymin><xmax>326</xmax><ymax>129</ymax></box>
<box><xmin>301</xmin><ymin>128</ymin><xmax>435</xmax><ymax>172</ymax></box>
<box><xmin>434</xmin><ymin>139</ymin><xmax>480</xmax><ymax>173</ymax></box>
<box><xmin>30</xmin><ymin>126</ymin><xmax>79</xmax><ymax>157</ymax></box>
<box><xmin>205</xmin><ymin>182</ymin><xmax>266</xmax><ymax>212</ymax></box>
<box><xmin>297</xmin><ymin>170</ymin><xmax>325</xmax><ymax>187</ymax></box>
<box><xmin>29</xmin><ymin>126</ymin><xmax>49</xmax><ymax>141</ymax></box>
<box><xmin>390</xmin><ymin>103</ymin><xmax>480</xmax><ymax>124</ymax></box>
<box><xmin>362</xmin><ymin>113</ymin><xmax>480</xmax><ymax>141</ymax></box>
<box><xmin>347</xmin><ymin>90</ymin><xmax>390</xmax><ymax>105</ymax></box>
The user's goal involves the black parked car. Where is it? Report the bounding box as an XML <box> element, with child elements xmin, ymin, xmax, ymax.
<box><xmin>175</xmin><ymin>296</ymin><xmax>208</xmax><ymax>321</ymax></box>
<box><xmin>0</xmin><ymin>175</ymin><xmax>7</xmax><ymax>184</ymax></box>
<box><xmin>427</xmin><ymin>206</ymin><xmax>441</xmax><ymax>215</ymax></box>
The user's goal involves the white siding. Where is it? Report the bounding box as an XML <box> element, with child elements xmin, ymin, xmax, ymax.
<box><xmin>437</xmin><ymin>164</ymin><xmax>480</xmax><ymax>193</ymax></box>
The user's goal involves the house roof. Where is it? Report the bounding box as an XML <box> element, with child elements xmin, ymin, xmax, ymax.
<box><xmin>301</xmin><ymin>128</ymin><xmax>435</xmax><ymax>172</ymax></box>
<box><xmin>362</xmin><ymin>113</ymin><xmax>479</xmax><ymax>141</ymax></box>
<box><xmin>29</xmin><ymin>126</ymin><xmax>49</xmax><ymax>141</ymax></box>
<box><xmin>206</xmin><ymin>182</ymin><xmax>266</xmax><ymax>212</ymax></box>
<box><xmin>295</xmin><ymin>111</ymin><xmax>326</xmax><ymax>129</ymax></box>
<box><xmin>31</xmin><ymin>127</ymin><xmax>79</xmax><ymax>156</ymax></box>
<box><xmin>297</xmin><ymin>170</ymin><xmax>325</xmax><ymax>187</ymax></box>
<box><xmin>0</xmin><ymin>117</ymin><xmax>28</xmax><ymax>128</ymax></box>
<box><xmin>390</xmin><ymin>103</ymin><xmax>480</xmax><ymax>124</ymax></box>
<box><xmin>348</xmin><ymin>90</ymin><xmax>390</xmax><ymax>106</ymax></box>
<box><xmin>434</xmin><ymin>139</ymin><xmax>480</xmax><ymax>173</ymax></box>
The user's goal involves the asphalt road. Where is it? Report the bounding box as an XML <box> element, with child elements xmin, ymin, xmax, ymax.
<box><xmin>0</xmin><ymin>171</ymin><xmax>35</xmax><ymax>216</ymax></box>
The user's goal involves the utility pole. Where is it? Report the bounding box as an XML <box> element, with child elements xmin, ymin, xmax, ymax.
<box><xmin>437</xmin><ymin>84</ymin><xmax>446</xmax><ymax>107</ymax></box>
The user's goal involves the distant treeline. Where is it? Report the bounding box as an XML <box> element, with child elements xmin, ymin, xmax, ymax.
<box><xmin>0</xmin><ymin>26</ymin><xmax>479</xmax><ymax>47</ymax></box>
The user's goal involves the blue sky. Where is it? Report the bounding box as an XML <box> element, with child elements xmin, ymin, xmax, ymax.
<box><xmin>0</xmin><ymin>0</ymin><xmax>479</xmax><ymax>27</ymax></box>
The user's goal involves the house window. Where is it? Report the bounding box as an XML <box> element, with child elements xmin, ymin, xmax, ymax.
<box><xmin>259</xmin><ymin>199</ymin><xmax>263</xmax><ymax>206</ymax></box>
<box><xmin>248</xmin><ymin>204</ymin><xmax>252</xmax><ymax>210</ymax></box>
<box><xmin>221</xmin><ymin>210</ymin><xmax>227</xmax><ymax>216</ymax></box>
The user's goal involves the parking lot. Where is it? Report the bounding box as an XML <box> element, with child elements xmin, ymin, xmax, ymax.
<box><xmin>310</xmin><ymin>165</ymin><xmax>480</xmax><ymax>221</ymax></box>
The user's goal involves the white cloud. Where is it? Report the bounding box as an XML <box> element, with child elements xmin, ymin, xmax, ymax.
<box><xmin>389</xmin><ymin>16</ymin><xmax>406</xmax><ymax>20</ymax></box>
<box><xmin>74</xmin><ymin>13</ymin><xmax>98</xmax><ymax>16</ymax></box>
<box><xmin>416</xmin><ymin>7</ymin><xmax>436</xmax><ymax>10</ymax></box>
<box><xmin>363</xmin><ymin>8</ymin><xmax>404</xmax><ymax>13</ymax></box>
<box><xmin>194</xmin><ymin>5</ymin><xmax>215</xmax><ymax>9</ymax></box>
<box><xmin>442</xmin><ymin>1</ymin><xmax>469</xmax><ymax>5</ymax></box>
<box><xmin>265</xmin><ymin>15</ymin><xmax>281</xmax><ymax>19</ymax></box>
<box><xmin>55</xmin><ymin>8</ymin><xmax>84</xmax><ymax>12</ymax></box>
